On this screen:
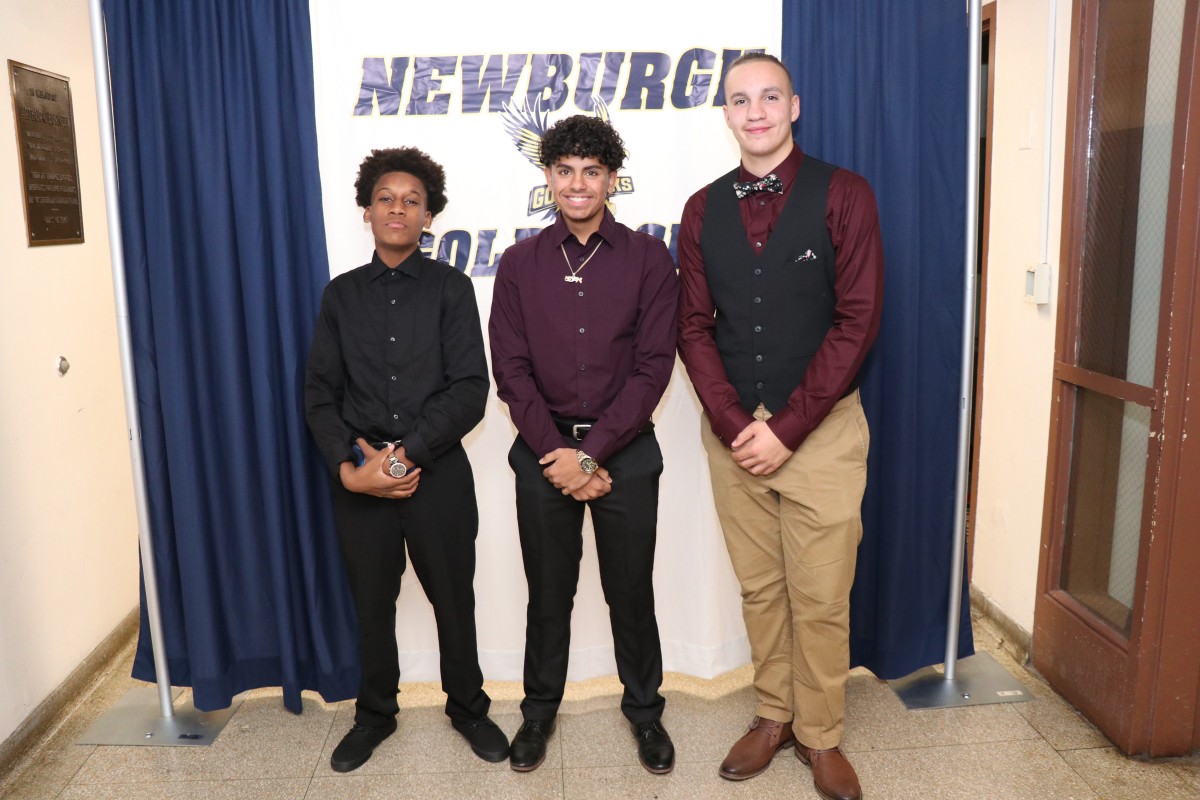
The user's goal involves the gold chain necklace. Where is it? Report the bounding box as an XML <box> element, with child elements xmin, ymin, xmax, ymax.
<box><xmin>561</xmin><ymin>241</ymin><xmax>604</xmax><ymax>284</ymax></box>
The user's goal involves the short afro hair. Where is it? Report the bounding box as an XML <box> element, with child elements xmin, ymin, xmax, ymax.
<box><xmin>354</xmin><ymin>147</ymin><xmax>448</xmax><ymax>216</ymax></box>
<box><xmin>540</xmin><ymin>115</ymin><xmax>625</xmax><ymax>172</ymax></box>
<box><xmin>725</xmin><ymin>52</ymin><xmax>795</xmax><ymax>97</ymax></box>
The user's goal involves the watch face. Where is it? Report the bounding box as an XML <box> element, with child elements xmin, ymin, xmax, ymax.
<box><xmin>387</xmin><ymin>456</ymin><xmax>407</xmax><ymax>478</ymax></box>
<box><xmin>578</xmin><ymin>455</ymin><xmax>598</xmax><ymax>474</ymax></box>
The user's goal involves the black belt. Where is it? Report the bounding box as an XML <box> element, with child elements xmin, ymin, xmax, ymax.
<box><xmin>552</xmin><ymin>418</ymin><xmax>654</xmax><ymax>441</ymax></box>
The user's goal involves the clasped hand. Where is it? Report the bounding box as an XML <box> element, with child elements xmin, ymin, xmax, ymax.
<box><xmin>540</xmin><ymin>447</ymin><xmax>612</xmax><ymax>500</ymax></box>
<box><xmin>730</xmin><ymin>420</ymin><xmax>794</xmax><ymax>476</ymax></box>
<box><xmin>339</xmin><ymin>438</ymin><xmax>421</xmax><ymax>499</ymax></box>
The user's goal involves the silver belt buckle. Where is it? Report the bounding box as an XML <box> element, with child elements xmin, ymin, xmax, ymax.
<box><xmin>571</xmin><ymin>424</ymin><xmax>591</xmax><ymax>440</ymax></box>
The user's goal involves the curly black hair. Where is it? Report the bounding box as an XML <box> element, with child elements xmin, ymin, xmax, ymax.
<box><xmin>354</xmin><ymin>147</ymin><xmax>448</xmax><ymax>216</ymax></box>
<box><xmin>539</xmin><ymin>115</ymin><xmax>626</xmax><ymax>172</ymax></box>
<box><xmin>726</xmin><ymin>52</ymin><xmax>795</xmax><ymax>96</ymax></box>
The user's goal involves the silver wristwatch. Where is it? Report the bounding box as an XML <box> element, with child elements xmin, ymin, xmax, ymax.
<box><xmin>386</xmin><ymin>454</ymin><xmax>408</xmax><ymax>479</ymax></box>
<box><xmin>576</xmin><ymin>450</ymin><xmax>598</xmax><ymax>475</ymax></box>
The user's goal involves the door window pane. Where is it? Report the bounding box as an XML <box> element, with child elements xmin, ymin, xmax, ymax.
<box><xmin>1059</xmin><ymin>388</ymin><xmax>1151</xmax><ymax>634</ymax></box>
<box><xmin>1076</xmin><ymin>0</ymin><xmax>1184</xmax><ymax>385</ymax></box>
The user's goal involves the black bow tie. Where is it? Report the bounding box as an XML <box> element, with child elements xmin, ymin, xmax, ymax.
<box><xmin>732</xmin><ymin>173</ymin><xmax>784</xmax><ymax>199</ymax></box>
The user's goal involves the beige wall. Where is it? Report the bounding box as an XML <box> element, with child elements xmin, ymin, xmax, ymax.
<box><xmin>970</xmin><ymin>0</ymin><xmax>1072</xmax><ymax>633</ymax></box>
<box><xmin>0</xmin><ymin>0</ymin><xmax>139</xmax><ymax>744</ymax></box>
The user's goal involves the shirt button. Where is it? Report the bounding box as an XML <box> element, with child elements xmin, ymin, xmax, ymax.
<box><xmin>578</xmin><ymin>291</ymin><xmax>584</xmax><ymax>297</ymax></box>
<box><xmin>390</xmin><ymin>299</ymin><xmax>396</xmax><ymax>304</ymax></box>
<box><xmin>582</xmin><ymin>401</ymin><xmax>589</xmax><ymax>408</ymax></box>
<box><xmin>755</xmin><ymin>354</ymin><xmax>763</xmax><ymax>362</ymax></box>
<box><xmin>754</xmin><ymin>268</ymin><xmax>762</xmax><ymax>275</ymax></box>
<box><xmin>754</xmin><ymin>297</ymin><xmax>761</xmax><ymax>304</ymax></box>
<box><xmin>579</xmin><ymin>327</ymin><xmax>585</xmax><ymax>334</ymax></box>
<box><xmin>389</xmin><ymin>336</ymin><xmax>396</xmax><ymax>342</ymax></box>
<box><xmin>757</xmin><ymin>381</ymin><xmax>764</xmax><ymax>389</ymax></box>
<box><xmin>759</xmin><ymin>200</ymin><xmax>766</xmax><ymax>207</ymax></box>
<box><xmin>390</xmin><ymin>376</ymin><xmax>397</xmax><ymax>381</ymax></box>
<box><xmin>580</xmin><ymin>364</ymin><xmax>587</xmax><ymax>371</ymax></box>
<box><xmin>755</xmin><ymin>241</ymin><xmax>762</xmax><ymax>248</ymax></box>
<box><xmin>754</xmin><ymin>325</ymin><xmax>763</xmax><ymax>333</ymax></box>
<box><xmin>393</xmin><ymin>414</ymin><xmax>399</xmax><ymax>420</ymax></box>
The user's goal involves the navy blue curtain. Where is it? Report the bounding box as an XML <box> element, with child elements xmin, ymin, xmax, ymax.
<box><xmin>783</xmin><ymin>1</ymin><xmax>974</xmax><ymax>678</ymax></box>
<box><xmin>104</xmin><ymin>0</ymin><xmax>358</xmax><ymax>711</ymax></box>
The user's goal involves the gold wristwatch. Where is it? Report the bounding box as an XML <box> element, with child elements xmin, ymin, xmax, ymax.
<box><xmin>576</xmin><ymin>450</ymin><xmax>598</xmax><ymax>475</ymax></box>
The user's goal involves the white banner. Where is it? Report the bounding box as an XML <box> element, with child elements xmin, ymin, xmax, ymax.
<box><xmin>310</xmin><ymin>0</ymin><xmax>781</xmax><ymax>682</ymax></box>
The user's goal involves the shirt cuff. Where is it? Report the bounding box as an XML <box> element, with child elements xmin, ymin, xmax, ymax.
<box><xmin>765</xmin><ymin>410</ymin><xmax>811</xmax><ymax>453</ymax></box>
<box><xmin>709</xmin><ymin>406</ymin><xmax>756</xmax><ymax>448</ymax></box>
<box><xmin>402</xmin><ymin>433</ymin><xmax>432</xmax><ymax>466</ymax></box>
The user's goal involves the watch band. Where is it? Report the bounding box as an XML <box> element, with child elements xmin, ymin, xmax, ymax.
<box><xmin>576</xmin><ymin>450</ymin><xmax>598</xmax><ymax>475</ymax></box>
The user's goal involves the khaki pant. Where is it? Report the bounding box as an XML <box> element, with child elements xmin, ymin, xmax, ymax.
<box><xmin>702</xmin><ymin>390</ymin><xmax>868</xmax><ymax>749</ymax></box>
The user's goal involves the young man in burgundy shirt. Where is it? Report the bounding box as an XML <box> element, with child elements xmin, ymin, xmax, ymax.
<box><xmin>489</xmin><ymin>116</ymin><xmax>679</xmax><ymax>775</ymax></box>
<box><xmin>677</xmin><ymin>53</ymin><xmax>883</xmax><ymax>800</ymax></box>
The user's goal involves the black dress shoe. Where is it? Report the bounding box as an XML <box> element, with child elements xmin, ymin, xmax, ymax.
<box><xmin>330</xmin><ymin>719</ymin><xmax>397</xmax><ymax>772</ymax></box>
<box><xmin>509</xmin><ymin>718</ymin><xmax>555</xmax><ymax>772</ymax></box>
<box><xmin>452</xmin><ymin>715</ymin><xmax>510</xmax><ymax>762</ymax></box>
<box><xmin>632</xmin><ymin>719</ymin><xmax>675</xmax><ymax>774</ymax></box>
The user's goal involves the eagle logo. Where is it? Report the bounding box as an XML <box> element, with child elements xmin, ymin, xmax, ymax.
<box><xmin>499</xmin><ymin>96</ymin><xmax>632</xmax><ymax>218</ymax></box>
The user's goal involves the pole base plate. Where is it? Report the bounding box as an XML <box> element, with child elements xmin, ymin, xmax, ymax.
<box><xmin>887</xmin><ymin>652</ymin><xmax>1033</xmax><ymax>710</ymax></box>
<box><xmin>77</xmin><ymin>686</ymin><xmax>241</xmax><ymax>746</ymax></box>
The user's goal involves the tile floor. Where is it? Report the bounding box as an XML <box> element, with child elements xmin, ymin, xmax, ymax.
<box><xmin>2</xmin><ymin>614</ymin><xmax>1197</xmax><ymax>799</ymax></box>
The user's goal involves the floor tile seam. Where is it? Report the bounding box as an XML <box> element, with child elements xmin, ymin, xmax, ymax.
<box><xmin>309</xmin><ymin>705</ymin><xmax>342</xmax><ymax>781</ymax></box>
<box><xmin>1059</xmin><ymin>745</ymin><xmax>1199</xmax><ymax>791</ymax></box>
<box><xmin>1050</xmin><ymin>743</ymin><xmax>1122</xmax><ymax>753</ymax></box>
<box><xmin>1167</xmin><ymin>764</ymin><xmax>1200</xmax><ymax>792</ymax></box>
<box><xmin>835</xmin><ymin>736</ymin><xmax>1068</xmax><ymax>759</ymax></box>
<box><xmin>46</xmin><ymin>755</ymin><xmax>93</xmax><ymax>800</ymax></box>
<box><xmin>309</xmin><ymin>765</ymin><xmax>527</xmax><ymax>777</ymax></box>
<box><xmin>839</xmin><ymin>732</ymin><xmax>1046</xmax><ymax>754</ymax></box>
<box><xmin>1047</xmin><ymin>744</ymin><xmax>1123</xmax><ymax>798</ymax></box>
<box><xmin>66</xmin><ymin>775</ymin><xmax>316</xmax><ymax>786</ymax></box>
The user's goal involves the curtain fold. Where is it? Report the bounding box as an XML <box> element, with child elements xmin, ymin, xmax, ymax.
<box><xmin>783</xmin><ymin>0</ymin><xmax>975</xmax><ymax>678</ymax></box>
<box><xmin>103</xmin><ymin>0</ymin><xmax>358</xmax><ymax>711</ymax></box>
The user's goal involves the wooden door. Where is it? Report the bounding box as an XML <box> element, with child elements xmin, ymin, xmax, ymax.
<box><xmin>1032</xmin><ymin>0</ymin><xmax>1200</xmax><ymax>757</ymax></box>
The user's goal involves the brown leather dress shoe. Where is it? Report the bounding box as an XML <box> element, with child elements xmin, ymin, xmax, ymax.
<box><xmin>717</xmin><ymin>716</ymin><xmax>795</xmax><ymax>780</ymax></box>
<box><xmin>796</xmin><ymin>744</ymin><xmax>862</xmax><ymax>800</ymax></box>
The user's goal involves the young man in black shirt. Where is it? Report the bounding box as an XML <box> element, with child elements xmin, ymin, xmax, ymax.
<box><xmin>305</xmin><ymin>148</ymin><xmax>506</xmax><ymax>772</ymax></box>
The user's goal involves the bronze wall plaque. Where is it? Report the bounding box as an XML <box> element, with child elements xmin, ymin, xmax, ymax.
<box><xmin>9</xmin><ymin>60</ymin><xmax>84</xmax><ymax>246</ymax></box>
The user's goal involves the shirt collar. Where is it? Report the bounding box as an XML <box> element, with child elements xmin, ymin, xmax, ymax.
<box><xmin>369</xmin><ymin>248</ymin><xmax>423</xmax><ymax>281</ymax></box>
<box><xmin>548</xmin><ymin>208</ymin><xmax>618</xmax><ymax>249</ymax></box>
<box><xmin>737</xmin><ymin>143</ymin><xmax>804</xmax><ymax>190</ymax></box>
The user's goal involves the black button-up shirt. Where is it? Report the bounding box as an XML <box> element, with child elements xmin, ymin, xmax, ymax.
<box><xmin>305</xmin><ymin>251</ymin><xmax>488</xmax><ymax>475</ymax></box>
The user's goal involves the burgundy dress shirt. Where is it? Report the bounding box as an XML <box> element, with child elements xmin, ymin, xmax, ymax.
<box><xmin>677</xmin><ymin>145</ymin><xmax>884</xmax><ymax>451</ymax></box>
<box><xmin>489</xmin><ymin>210</ymin><xmax>680</xmax><ymax>465</ymax></box>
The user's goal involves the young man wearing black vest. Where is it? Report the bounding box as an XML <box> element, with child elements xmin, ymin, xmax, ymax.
<box><xmin>489</xmin><ymin>115</ymin><xmax>679</xmax><ymax>775</ymax></box>
<box><xmin>677</xmin><ymin>54</ymin><xmax>883</xmax><ymax>800</ymax></box>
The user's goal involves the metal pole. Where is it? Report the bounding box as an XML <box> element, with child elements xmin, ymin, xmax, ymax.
<box><xmin>942</xmin><ymin>0</ymin><xmax>983</xmax><ymax>682</ymax></box>
<box><xmin>86</xmin><ymin>0</ymin><xmax>174</xmax><ymax>718</ymax></box>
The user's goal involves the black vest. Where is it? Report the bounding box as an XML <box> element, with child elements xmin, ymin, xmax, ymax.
<box><xmin>700</xmin><ymin>156</ymin><xmax>839</xmax><ymax>414</ymax></box>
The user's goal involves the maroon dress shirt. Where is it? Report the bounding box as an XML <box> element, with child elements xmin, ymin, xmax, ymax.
<box><xmin>490</xmin><ymin>210</ymin><xmax>680</xmax><ymax>465</ymax></box>
<box><xmin>677</xmin><ymin>145</ymin><xmax>883</xmax><ymax>451</ymax></box>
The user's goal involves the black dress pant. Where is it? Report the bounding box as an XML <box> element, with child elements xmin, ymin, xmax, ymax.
<box><xmin>331</xmin><ymin>443</ymin><xmax>489</xmax><ymax>727</ymax></box>
<box><xmin>509</xmin><ymin>433</ymin><xmax>666</xmax><ymax>723</ymax></box>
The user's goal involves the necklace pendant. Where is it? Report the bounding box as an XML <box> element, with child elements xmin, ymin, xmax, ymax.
<box><xmin>564</xmin><ymin>275</ymin><xmax>583</xmax><ymax>283</ymax></box>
